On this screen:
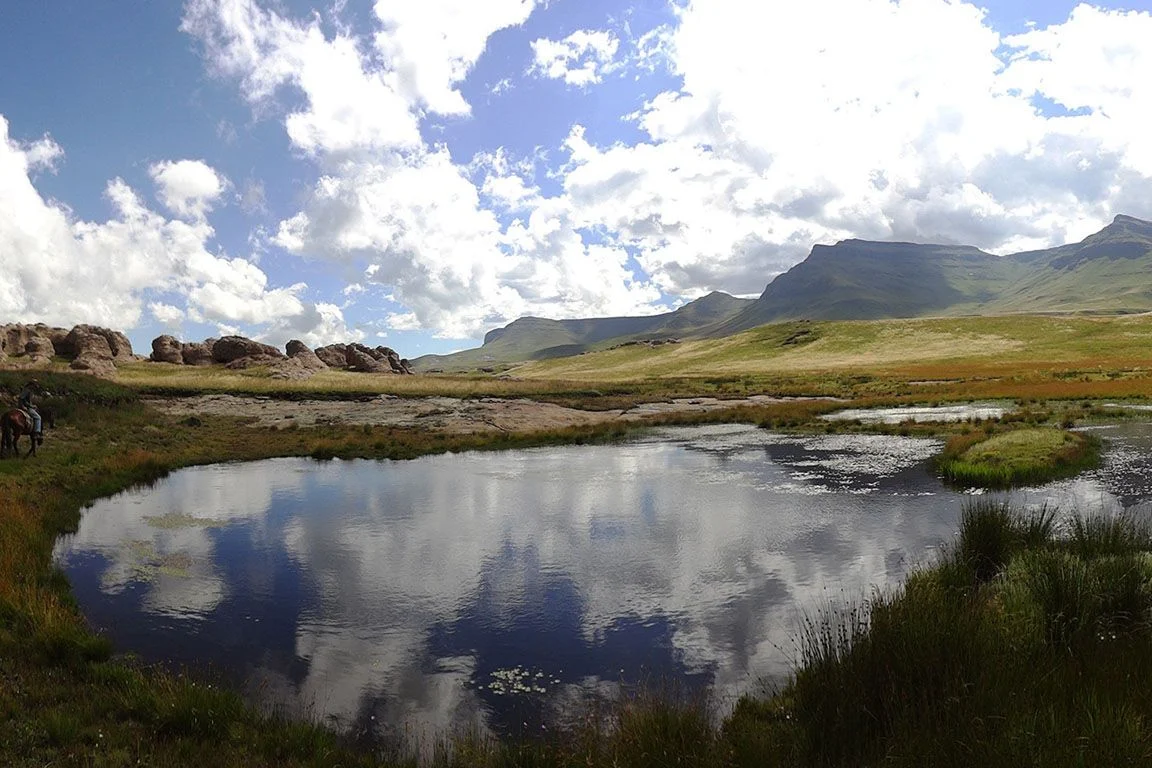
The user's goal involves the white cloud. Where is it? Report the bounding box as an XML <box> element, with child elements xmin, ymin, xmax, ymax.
<box><xmin>182</xmin><ymin>0</ymin><xmax>421</xmax><ymax>158</ymax></box>
<box><xmin>0</xmin><ymin>115</ymin><xmax>352</xmax><ymax>343</ymax></box>
<box><xmin>183</xmin><ymin>0</ymin><xmax>1152</xmax><ymax>338</ymax></box>
<box><xmin>371</xmin><ymin>0</ymin><xmax>543</xmax><ymax>114</ymax></box>
<box><xmin>530</xmin><ymin>29</ymin><xmax>620</xmax><ymax>86</ymax></box>
<box><xmin>549</xmin><ymin>0</ymin><xmax>1152</xmax><ymax>296</ymax></box>
<box><xmin>257</xmin><ymin>301</ymin><xmax>365</xmax><ymax>348</ymax></box>
<box><xmin>149</xmin><ymin>302</ymin><xmax>186</xmax><ymax>329</ymax></box>
<box><xmin>150</xmin><ymin>159</ymin><xmax>228</xmax><ymax>220</ymax></box>
<box><xmin>1000</xmin><ymin>5</ymin><xmax>1152</xmax><ymax>173</ymax></box>
<box><xmin>189</xmin><ymin>0</ymin><xmax>662</xmax><ymax>339</ymax></box>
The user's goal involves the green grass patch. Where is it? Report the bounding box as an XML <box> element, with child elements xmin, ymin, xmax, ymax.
<box><xmin>937</xmin><ymin>427</ymin><xmax>1100</xmax><ymax>488</ymax></box>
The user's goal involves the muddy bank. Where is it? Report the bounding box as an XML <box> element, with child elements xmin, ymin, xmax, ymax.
<box><xmin>147</xmin><ymin>394</ymin><xmax>833</xmax><ymax>433</ymax></box>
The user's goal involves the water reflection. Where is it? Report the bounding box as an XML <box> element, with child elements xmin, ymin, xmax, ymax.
<box><xmin>821</xmin><ymin>403</ymin><xmax>1008</xmax><ymax>423</ymax></box>
<box><xmin>53</xmin><ymin>423</ymin><xmax>1152</xmax><ymax>739</ymax></box>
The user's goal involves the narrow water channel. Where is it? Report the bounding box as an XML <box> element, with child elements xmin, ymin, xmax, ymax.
<box><xmin>53</xmin><ymin>422</ymin><xmax>1152</xmax><ymax>740</ymax></box>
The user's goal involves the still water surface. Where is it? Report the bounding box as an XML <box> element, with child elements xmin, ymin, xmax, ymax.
<box><xmin>53</xmin><ymin>423</ymin><xmax>1152</xmax><ymax>739</ymax></box>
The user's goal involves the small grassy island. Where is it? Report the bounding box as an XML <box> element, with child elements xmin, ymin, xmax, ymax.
<box><xmin>937</xmin><ymin>426</ymin><xmax>1100</xmax><ymax>488</ymax></box>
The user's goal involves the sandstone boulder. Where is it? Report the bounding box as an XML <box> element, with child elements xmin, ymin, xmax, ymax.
<box><xmin>345</xmin><ymin>344</ymin><xmax>391</xmax><ymax>373</ymax></box>
<box><xmin>70</xmin><ymin>352</ymin><xmax>116</xmax><ymax>377</ymax></box>
<box><xmin>150</xmin><ymin>335</ymin><xmax>184</xmax><ymax>364</ymax></box>
<box><xmin>270</xmin><ymin>356</ymin><xmax>321</xmax><ymax>380</ymax></box>
<box><xmin>212</xmin><ymin>335</ymin><xmax>285</xmax><ymax>364</ymax></box>
<box><xmin>224</xmin><ymin>354</ymin><xmax>282</xmax><ymax>370</ymax></box>
<box><xmin>314</xmin><ymin>343</ymin><xmax>348</xmax><ymax>369</ymax></box>
<box><xmin>68</xmin><ymin>328</ymin><xmax>113</xmax><ymax>357</ymax></box>
<box><xmin>59</xmin><ymin>325</ymin><xmax>133</xmax><ymax>361</ymax></box>
<box><xmin>285</xmin><ymin>340</ymin><xmax>328</xmax><ymax>371</ymax></box>
<box><xmin>24</xmin><ymin>336</ymin><xmax>55</xmax><ymax>363</ymax></box>
<box><xmin>181</xmin><ymin>341</ymin><xmax>215</xmax><ymax>366</ymax></box>
<box><xmin>374</xmin><ymin>345</ymin><xmax>415</xmax><ymax>375</ymax></box>
<box><xmin>45</xmin><ymin>326</ymin><xmax>71</xmax><ymax>354</ymax></box>
<box><xmin>3</xmin><ymin>324</ymin><xmax>62</xmax><ymax>358</ymax></box>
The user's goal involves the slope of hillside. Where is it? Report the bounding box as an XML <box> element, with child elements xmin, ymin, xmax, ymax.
<box><xmin>417</xmin><ymin>215</ymin><xmax>1152</xmax><ymax>372</ymax></box>
<box><xmin>412</xmin><ymin>292</ymin><xmax>753</xmax><ymax>372</ymax></box>
<box><xmin>510</xmin><ymin>313</ymin><xmax>1152</xmax><ymax>382</ymax></box>
<box><xmin>714</xmin><ymin>241</ymin><xmax>1031</xmax><ymax>335</ymax></box>
<box><xmin>709</xmin><ymin>214</ymin><xmax>1152</xmax><ymax>335</ymax></box>
<box><xmin>988</xmin><ymin>215</ymin><xmax>1152</xmax><ymax>313</ymax></box>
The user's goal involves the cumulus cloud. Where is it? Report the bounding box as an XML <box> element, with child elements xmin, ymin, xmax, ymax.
<box><xmin>182</xmin><ymin>0</ymin><xmax>1152</xmax><ymax>338</ymax></box>
<box><xmin>0</xmin><ymin>115</ymin><xmax>353</xmax><ymax>344</ymax></box>
<box><xmin>530</xmin><ymin>29</ymin><xmax>620</xmax><ymax>86</ymax></box>
<box><xmin>187</xmin><ymin>0</ymin><xmax>661</xmax><ymax>338</ymax></box>
<box><xmin>371</xmin><ymin>0</ymin><xmax>543</xmax><ymax>114</ymax></box>
<box><xmin>554</xmin><ymin>0</ymin><xmax>1152</xmax><ymax>295</ymax></box>
<box><xmin>149</xmin><ymin>302</ymin><xmax>186</xmax><ymax>329</ymax></box>
<box><xmin>150</xmin><ymin>159</ymin><xmax>228</xmax><ymax>220</ymax></box>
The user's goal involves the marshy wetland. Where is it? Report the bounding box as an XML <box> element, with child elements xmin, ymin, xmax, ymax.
<box><xmin>7</xmin><ymin>363</ymin><xmax>1152</xmax><ymax>767</ymax></box>
<box><xmin>51</xmin><ymin>420</ymin><xmax>1152</xmax><ymax>745</ymax></box>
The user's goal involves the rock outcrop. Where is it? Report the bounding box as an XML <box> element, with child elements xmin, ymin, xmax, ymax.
<box><xmin>212</xmin><ymin>335</ymin><xmax>285</xmax><ymax>364</ymax></box>
<box><xmin>285</xmin><ymin>340</ymin><xmax>327</xmax><ymax>371</ymax></box>
<box><xmin>314</xmin><ymin>343</ymin><xmax>348</xmax><ymax>369</ymax></box>
<box><xmin>140</xmin><ymin>333</ymin><xmax>415</xmax><ymax>376</ymax></box>
<box><xmin>180</xmin><ymin>341</ymin><xmax>215</xmax><ymax>366</ymax></box>
<box><xmin>150</xmin><ymin>335</ymin><xmax>184</xmax><ymax>364</ymax></box>
<box><xmin>270</xmin><ymin>342</ymin><xmax>329</xmax><ymax>380</ymax></box>
<box><xmin>345</xmin><ymin>344</ymin><xmax>390</xmax><ymax>373</ymax></box>
<box><xmin>59</xmin><ymin>325</ymin><xmax>133</xmax><ymax>361</ymax></box>
<box><xmin>66</xmin><ymin>328</ymin><xmax>116</xmax><ymax>376</ymax></box>
<box><xmin>2</xmin><ymin>323</ymin><xmax>62</xmax><ymax>360</ymax></box>
<box><xmin>224</xmin><ymin>354</ymin><xmax>282</xmax><ymax>370</ymax></box>
<box><xmin>24</xmin><ymin>337</ymin><xmax>55</xmax><ymax>364</ymax></box>
<box><xmin>0</xmin><ymin>322</ymin><xmax>137</xmax><ymax>377</ymax></box>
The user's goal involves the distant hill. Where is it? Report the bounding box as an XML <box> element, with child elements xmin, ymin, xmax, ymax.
<box><xmin>412</xmin><ymin>292</ymin><xmax>753</xmax><ymax>372</ymax></box>
<box><xmin>983</xmin><ymin>215</ymin><xmax>1152</xmax><ymax>314</ymax></box>
<box><xmin>715</xmin><ymin>214</ymin><xmax>1152</xmax><ymax>335</ymax></box>
<box><xmin>415</xmin><ymin>215</ymin><xmax>1152</xmax><ymax>372</ymax></box>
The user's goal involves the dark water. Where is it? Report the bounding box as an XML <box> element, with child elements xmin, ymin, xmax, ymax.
<box><xmin>52</xmin><ymin>423</ymin><xmax>1152</xmax><ymax>740</ymax></box>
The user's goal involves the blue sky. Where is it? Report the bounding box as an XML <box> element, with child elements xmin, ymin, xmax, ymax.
<box><xmin>2</xmin><ymin>0</ymin><xmax>1151</xmax><ymax>357</ymax></box>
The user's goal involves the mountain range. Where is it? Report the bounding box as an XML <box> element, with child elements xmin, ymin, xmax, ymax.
<box><xmin>413</xmin><ymin>214</ymin><xmax>1152</xmax><ymax>372</ymax></box>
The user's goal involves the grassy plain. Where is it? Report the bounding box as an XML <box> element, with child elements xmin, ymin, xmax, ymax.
<box><xmin>4</xmin><ymin>312</ymin><xmax>1152</xmax><ymax>766</ymax></box>
<box><xmin>511</xmin><ymin>313</ymin><xmax>1152</xmax><ymax>394</ymax></box>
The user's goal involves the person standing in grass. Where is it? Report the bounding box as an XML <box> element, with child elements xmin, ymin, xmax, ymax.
<box><xmin>17</xmin><ymin>378</ymin><xmax>46</xmax><ymax>438</ymax></box>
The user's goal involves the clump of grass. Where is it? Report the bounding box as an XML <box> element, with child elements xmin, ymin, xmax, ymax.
<box><xmin>1067</xmin><ymin>514</ymin><xmax>1152</xmax><ymax>559</ymax></box>
<box><xmin>946</xmin><ymin>500</ymin><xmax>1057</xmax><ymax>584</ymax></box>
<box><xmin>937</xmin><ymin>427</ymin><xmax>1099</xmax><ymax>488</ymax></box>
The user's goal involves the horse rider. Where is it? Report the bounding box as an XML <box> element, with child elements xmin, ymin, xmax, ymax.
<box><xmin>18</xmin><ymin>378</ymin><xmax>46</xmax><ymax>438</ymax></box>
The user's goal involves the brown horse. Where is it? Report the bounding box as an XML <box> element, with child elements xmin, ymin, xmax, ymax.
<box><xmin>0</xmin><ymin>409</ymin><xmax>42</xmax><ymax>458</ymax></box>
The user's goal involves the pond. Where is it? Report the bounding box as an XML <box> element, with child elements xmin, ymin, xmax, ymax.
<box><xmin>52</xmin><ymin>422</ymin><xmax>1152</xmax><ymax>742</ymax></box>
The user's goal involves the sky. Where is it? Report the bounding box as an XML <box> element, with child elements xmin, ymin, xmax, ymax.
<box><xmin>2</xmin><ymin>0</ymin><xmax>1151</xmax><ymax>357</ymax></box>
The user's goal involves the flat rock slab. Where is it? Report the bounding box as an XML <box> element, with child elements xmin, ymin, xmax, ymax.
<box><xmin>146</xmin><ymin>394</ymin><xmax>841</xmax><ymax>433</ymax></box>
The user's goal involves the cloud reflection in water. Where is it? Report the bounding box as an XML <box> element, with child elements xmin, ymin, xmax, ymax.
<box><xmin>53</xmin><ymin>423</ymin><xmax>1152</xmax><ymax>738</ymax></box>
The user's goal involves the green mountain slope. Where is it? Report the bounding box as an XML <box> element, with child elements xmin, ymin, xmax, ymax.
<box><xmin>412</xmin><ymin>292</ymin><xmax>753</xmax><ymax>372</ymax></box>
<box><xmin>712</xmin><ymin>241</ymin><xmax>1028</xmax><ymax>335</ymax></box>
<box><xmin>415</xmin><ymin>215</ymin><xmax>1152</xmax><ymax>372</ymax></box>
<box><xmin>988</xmin><ymin>215</ymin><xmax>1152</xmax><ymax>313</ymax></box>
<box><xmin>716</xmin><ymin>214</ymin><xmax>1152</xmax><ymax>334</ymax></box>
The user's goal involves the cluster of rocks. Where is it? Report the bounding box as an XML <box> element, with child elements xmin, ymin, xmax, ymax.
<box><xmin>1</xmin><ymin>323</ymin><xmax>135</xmax><ymax>376</ymax></box>
<box><xmin>150</xmin><ymin>335</ymin><xmax>414</xmax><ymax>378</ymax></box>
<box><xmin>608</xmin><ymin>338</ymin><xmax>681</xmax><ymax>351</ymax></box>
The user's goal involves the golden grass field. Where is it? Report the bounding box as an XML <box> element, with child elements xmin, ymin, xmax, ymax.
<box><xmin>93</xmin><ymin>313</ymin><xmax>1152</xmax><ymax>410</ymax></box>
